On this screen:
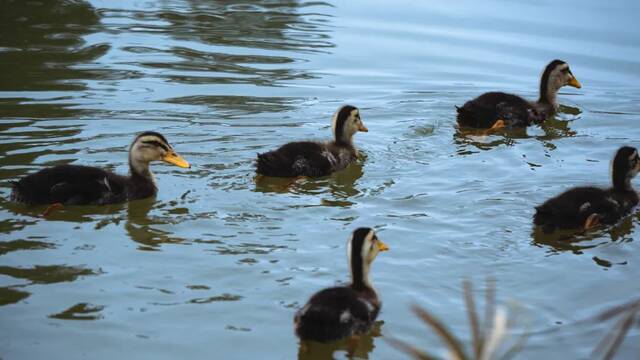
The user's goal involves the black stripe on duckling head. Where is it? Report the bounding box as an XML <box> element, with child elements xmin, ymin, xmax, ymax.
<box><xmin>347</xmin><ymin>227</ymin><xmax>388</xmax><ymax>290</ymax></box>
<box><xmin>133</xmin><ymin>131</ymin><xmax>171</xmax><ymax>150</ymax></box>
<box><xmin>141</xmin><ymin>140</ymin><xmax>170</xmax><ymax>152</ymax></box>
<box><xmin>612</xmin><ymin>146</ymin><xmax>640</xmax><ymax>191</ymax></box>
<box><xmin>348</xmin><ymin>227</ymin><xmax>372</xmax><ymax>290</ymax></box>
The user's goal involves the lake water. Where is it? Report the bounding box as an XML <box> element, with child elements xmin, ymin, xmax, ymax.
<box><xmin>1</xmin><ymin>0</ymin><xmax>639</xmax><ymax>359</ymax></box>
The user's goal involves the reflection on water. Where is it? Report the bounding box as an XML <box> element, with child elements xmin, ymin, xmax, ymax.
<box><xmin>125</xmin><ymin>197</ymin><xmax>187</xmax><ymax>250</ymax></box>
<box><xmin>0</xmin><ymin>122</ymin><xmax>85</xmax><ymax>183</ymax></box>
<box><xmin>0</xmin><ymin>239</ymin><xmax>56</xmax><ymax>255</ymax></box>
<box><xmin>3</xmin><ymin>199</ymin><xmax>125</xmax><ymax>222</ymax></box>
<box><xmin>1</xmin><ymin>0</ymin><xmax>640</xmax><ymax>358</ymax></box>
<box><xmin>538</xmin><ymin>119</ymin><xmax>577</xmax><ymax>142</ymax></box>
<box><xmin>608</xmin><ymin>214</ymin><xmax>636</xmax><ymax>242</ymax></box>
<box><xmin>532</xmin><ymin>227</ymin><xmax>606</xmax><ymax>254</ymax></box>
<box><xmin>537</xmin><ymin>105</ymin><xmax>582</xmax><ymax>141</ymax></box>
<box><xmin>0</xmin><ymin>264</ymin><xmax>100</xmax><ymax>304</ymax></box>
<box><xmin>0</xmin><ymin>0</ymin><xmax>107</xmax><ymax>126</ymax></box>
<box><xmin>532</xmin><ymin>214</ymin><xmax>637</xmax><ymax>262</ymax></box>
<box><xmin>0</xmin><ymin>264</ymin><xmax>99</xmax><ymax>284</ymax></box>
<box><xmin>103</xmin><ymin>0</ymin><xmax>333</xmax><ymax>92</ymax></box>
<box><xmin>297</xmin><ymin>321</ymin><xmax>383</xmax><ymax>360</ymax></box>
<box><xmin>49</xmin><ymin>303</ymin><xmax>105</xmax><ymax>320</ymax></box>
<box><xmin>453</xmin><ymin>129</ymin><xmax>519</xmax><ymax>154</ymax></box>
<box><xmin>454</xmin><ymin>109</ymin><xmax>579</xmax><ymax>154</ymax></box>
<box><xmin>164</xmin><ymin>95</ymin><xmax>307</xmax><ymax>117</ymax></box>
<box><xmin>0</xmin><ymin>0</ymin><xmax>103</xmax><ymax>92</ymax></box>
<box><xmin>214</xmin><ymin>242</ymin><xmax>289</xmax><ymax>256</ymax></box>
<box><xmin>0</xmin><ymin>213</ymin><xmax>38</xmax><ymax>234</ymax></box>
<box><xmin>0</xmin><ymin>286</ymin><xmax>30</xmax><ymax>306</ymax></box>
<box><xmin>125</xmin><ymin>0</ymin><xmax>334</xmax><ymax>52</ymax></box>
<box><xmin>255</xmin><ymin>162</ymin><xmax>364</xmax><ymax>201</ymax></box>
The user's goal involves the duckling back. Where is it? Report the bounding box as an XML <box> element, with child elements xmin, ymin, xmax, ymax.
<box><xmin>10</xmin><ymin>165</ymin><xmax>128</xmax><ymax>205</ymax></box>
<box><xmin>533</xmin><ymin>187</ymin><xmax>635</xmax><ymax>231</ymax></box>
<box><xmin>256</xmin><ymin>141</ymin><xmax>335</xmax><ymax>177</ymax></box>
<box><xmin>456</xmin><ymin>92</ymin><xmax>535</xmax><ymax>128</ymax></box>
<box><xmin>294</xmin><ymin>286</ymin><xmax>379</xmax><ymax>342</ymax></box>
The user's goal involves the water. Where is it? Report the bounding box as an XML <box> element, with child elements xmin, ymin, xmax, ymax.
<box><xmin>1</xmin><ymin>0</ymin><xmax>640</xmax><ymax>358</ymax></box>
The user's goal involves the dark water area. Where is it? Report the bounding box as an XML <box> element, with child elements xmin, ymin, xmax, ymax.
<box><xmin>1</xmin><ymin>0</ymin><xmax>639</xmax><ymax>358</ymax></box>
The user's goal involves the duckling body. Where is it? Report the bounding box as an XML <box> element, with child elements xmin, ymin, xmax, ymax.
<box><xmin>534</xmin><ymin>146</ymin><xmax>640</xmax><ymax>232</ymax></box>
<box><xmin>294</xmin><ymin>228</ymin><xmax>389</xmax><ymax>343</ymax></box>
<box><xmin>294</xmin><ymin>286</ymin><xmax>379</xmax><ymax>342</ymax></box>
<box><xmin>257</xmin><ymin>105</ymin><xmax>367</xmax><ymax>177</ymax></box>
<box><xmin>10</xmin><ymin>165</ymin><xmax>130</xmax><ymax>205</ymax></box>
<box><xmin>456</xmin><ymin>92</ymin><xmax>540</xmax><ymax>128</ymax></box>
<box><xmin>257</xmin><ymin>141</ymin><xmax>356</xmax><ymax>178</ymax></box>
<box><xmin>457</xmin><ymin>60</ymin><xmax>581</xmax><ymax>129</ymax></box>
<box><xmin>534</xmin><ymin>187</ymin><xmax>638</xmax><ymax>231</ymax></box>
<box><xmin>10</xmin><ymin>132</ymin><xmax>189</xmax><ymax>206</ymax></box>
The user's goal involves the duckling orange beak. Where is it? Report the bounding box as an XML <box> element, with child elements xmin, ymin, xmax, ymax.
<box><xmin>377</xmin><ymin>240</ymin><xmax>389</xmax><ymax>252</ymax></box>
<box><xmin>357</xmin><ymin>122</ymin><xmax>369</xmax><ymax>132</ymax></box>
<box><xmin>568</xmin><ymin>76</ymin><xmax>582</xmax><ymax>89</ymax></box>
<box><xmin>163</xmin><ymin>151</ymin><xmax>190</xmax><ymax>168</ymax></box>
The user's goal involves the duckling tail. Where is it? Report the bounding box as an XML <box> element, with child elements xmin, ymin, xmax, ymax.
<box><xmin>455</xmin><ymin>105</ymin><xmax>478</xmax><ymax>127</ymax></box>
<box><xmin>8</xmin><ymin>180</ymin><xmax>25</xmax><ymax>203</ymax></box>
<box><xmin>256</xmin><ymin>152</ymin><xmax>270</xmax><ymax>174</ymax></box>
<box><xmin>533</xmin><ymin>205</ymin><xmax>553</xmax><ymax>226</ymax></box>
<box><xmin>256</xmin><ymin>151</ymin><xmax>291</xmax><ymax>177</ymax></box>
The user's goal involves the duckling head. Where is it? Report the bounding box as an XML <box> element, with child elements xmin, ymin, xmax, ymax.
<box><xmin>332</xmin><ymin>105</ymin><xmax>368</xmax><ymax>144</ymax></box>
<box><xmin>129</xmin><ymin>132</ymin><xmax>190</xmax><ymax>177</ymax></box>
<box><xmin>347</xmin><ymin>227</ymin><xmax>389</xmax><ymax>290</ymax></box>
<box><xmin>539</xmin><ymin>60</ymin><xmax>581</xmax><ymax>106</ymax></box>
<box><xmin>611</xmin><ymin>146</ymin><xmax>640</xmax><ymax>191</ymax></box>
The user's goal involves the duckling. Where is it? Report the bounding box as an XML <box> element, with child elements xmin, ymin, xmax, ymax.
<box><xmin>256</xmin><ymin>105</ymin><xmax>368</xmax><ymax>177</ymax></box>
<box><xmin>534</xmin><ymin>146</ymin><xmax>640</xmax><ymax>232</ymax></box>
<box><xmin>456</xmin><ymin>59</ymin><xmax>581</xmax><ymax>130</ymax></box>
<box><xmin>10</xmin><ymin>131</ymin><xmax>190</xmax><ymax>207</ymax></box>
<box><xmin>294</xmin><ymin>227</ymin><xmax>389</xmax><ymax>343</ymax></box>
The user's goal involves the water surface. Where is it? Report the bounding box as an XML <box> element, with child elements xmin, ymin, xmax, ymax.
<box><xmin>1</xmin><ymin>0</ymin><xmax>640</xmax><ymax>359</ymax></box>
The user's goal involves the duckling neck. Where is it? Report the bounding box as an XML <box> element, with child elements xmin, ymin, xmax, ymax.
<box><xmin>612</xmin><ymin>170</ymin><xmax>633</xmax><ymax>192</ymax></box>
<box><xmin>334</xmin><ymin>134</ymin><xmax>354</xmax><ymax>147</ymax></box>
<box><xmin>129</xmin><ymin>158</ymin><xmax>158</xmax><ymax>198</ymax></box>
<box><xmin>350</xmin><ymin>259</ymin><xmax>374</xmax><ymax>292</ymax></box>
<box><xmin>538</xmin><ymin>78</ymin><xmax>559</xmax><ymax>110</ymax></box>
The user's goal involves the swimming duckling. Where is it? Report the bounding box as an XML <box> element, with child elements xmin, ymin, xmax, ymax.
<box><xmin>294</xmin><ymin>227</ymin><xmax>389</xmax><ymax>343</ymax></box>
<box><xmin>10</xmin><ymin>131</ymin><xmax>190</xmax><ymax>207</ymax></box>
<box><xmin>534</xmin><ymin>146</ymin><xmax>640</xmax><ymax>232</ymax></box>
<box><xmin>456</xmin><ymin>60</ymin><xmax>581</xmax><ymax>130</ymax></box>
<box><xmin>256</xmin><ymin>105</ymin><xmax>368</xmax><ymax>177</ymax></box>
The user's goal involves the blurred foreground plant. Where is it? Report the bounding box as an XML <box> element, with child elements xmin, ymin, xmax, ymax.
<box><xmin>591</xmin><ymin>297</ymin><xmax>640</xmax><ymax>360</ymax></box>
<box><xmin>387</xmin><ymin>279</ymin><xmax>528</xmax><ymax>360</ymax></box>
<box><xmin>387</xmin><ymin>279</ymin><xmax>640</xmax><ymax>360</ymax></box>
